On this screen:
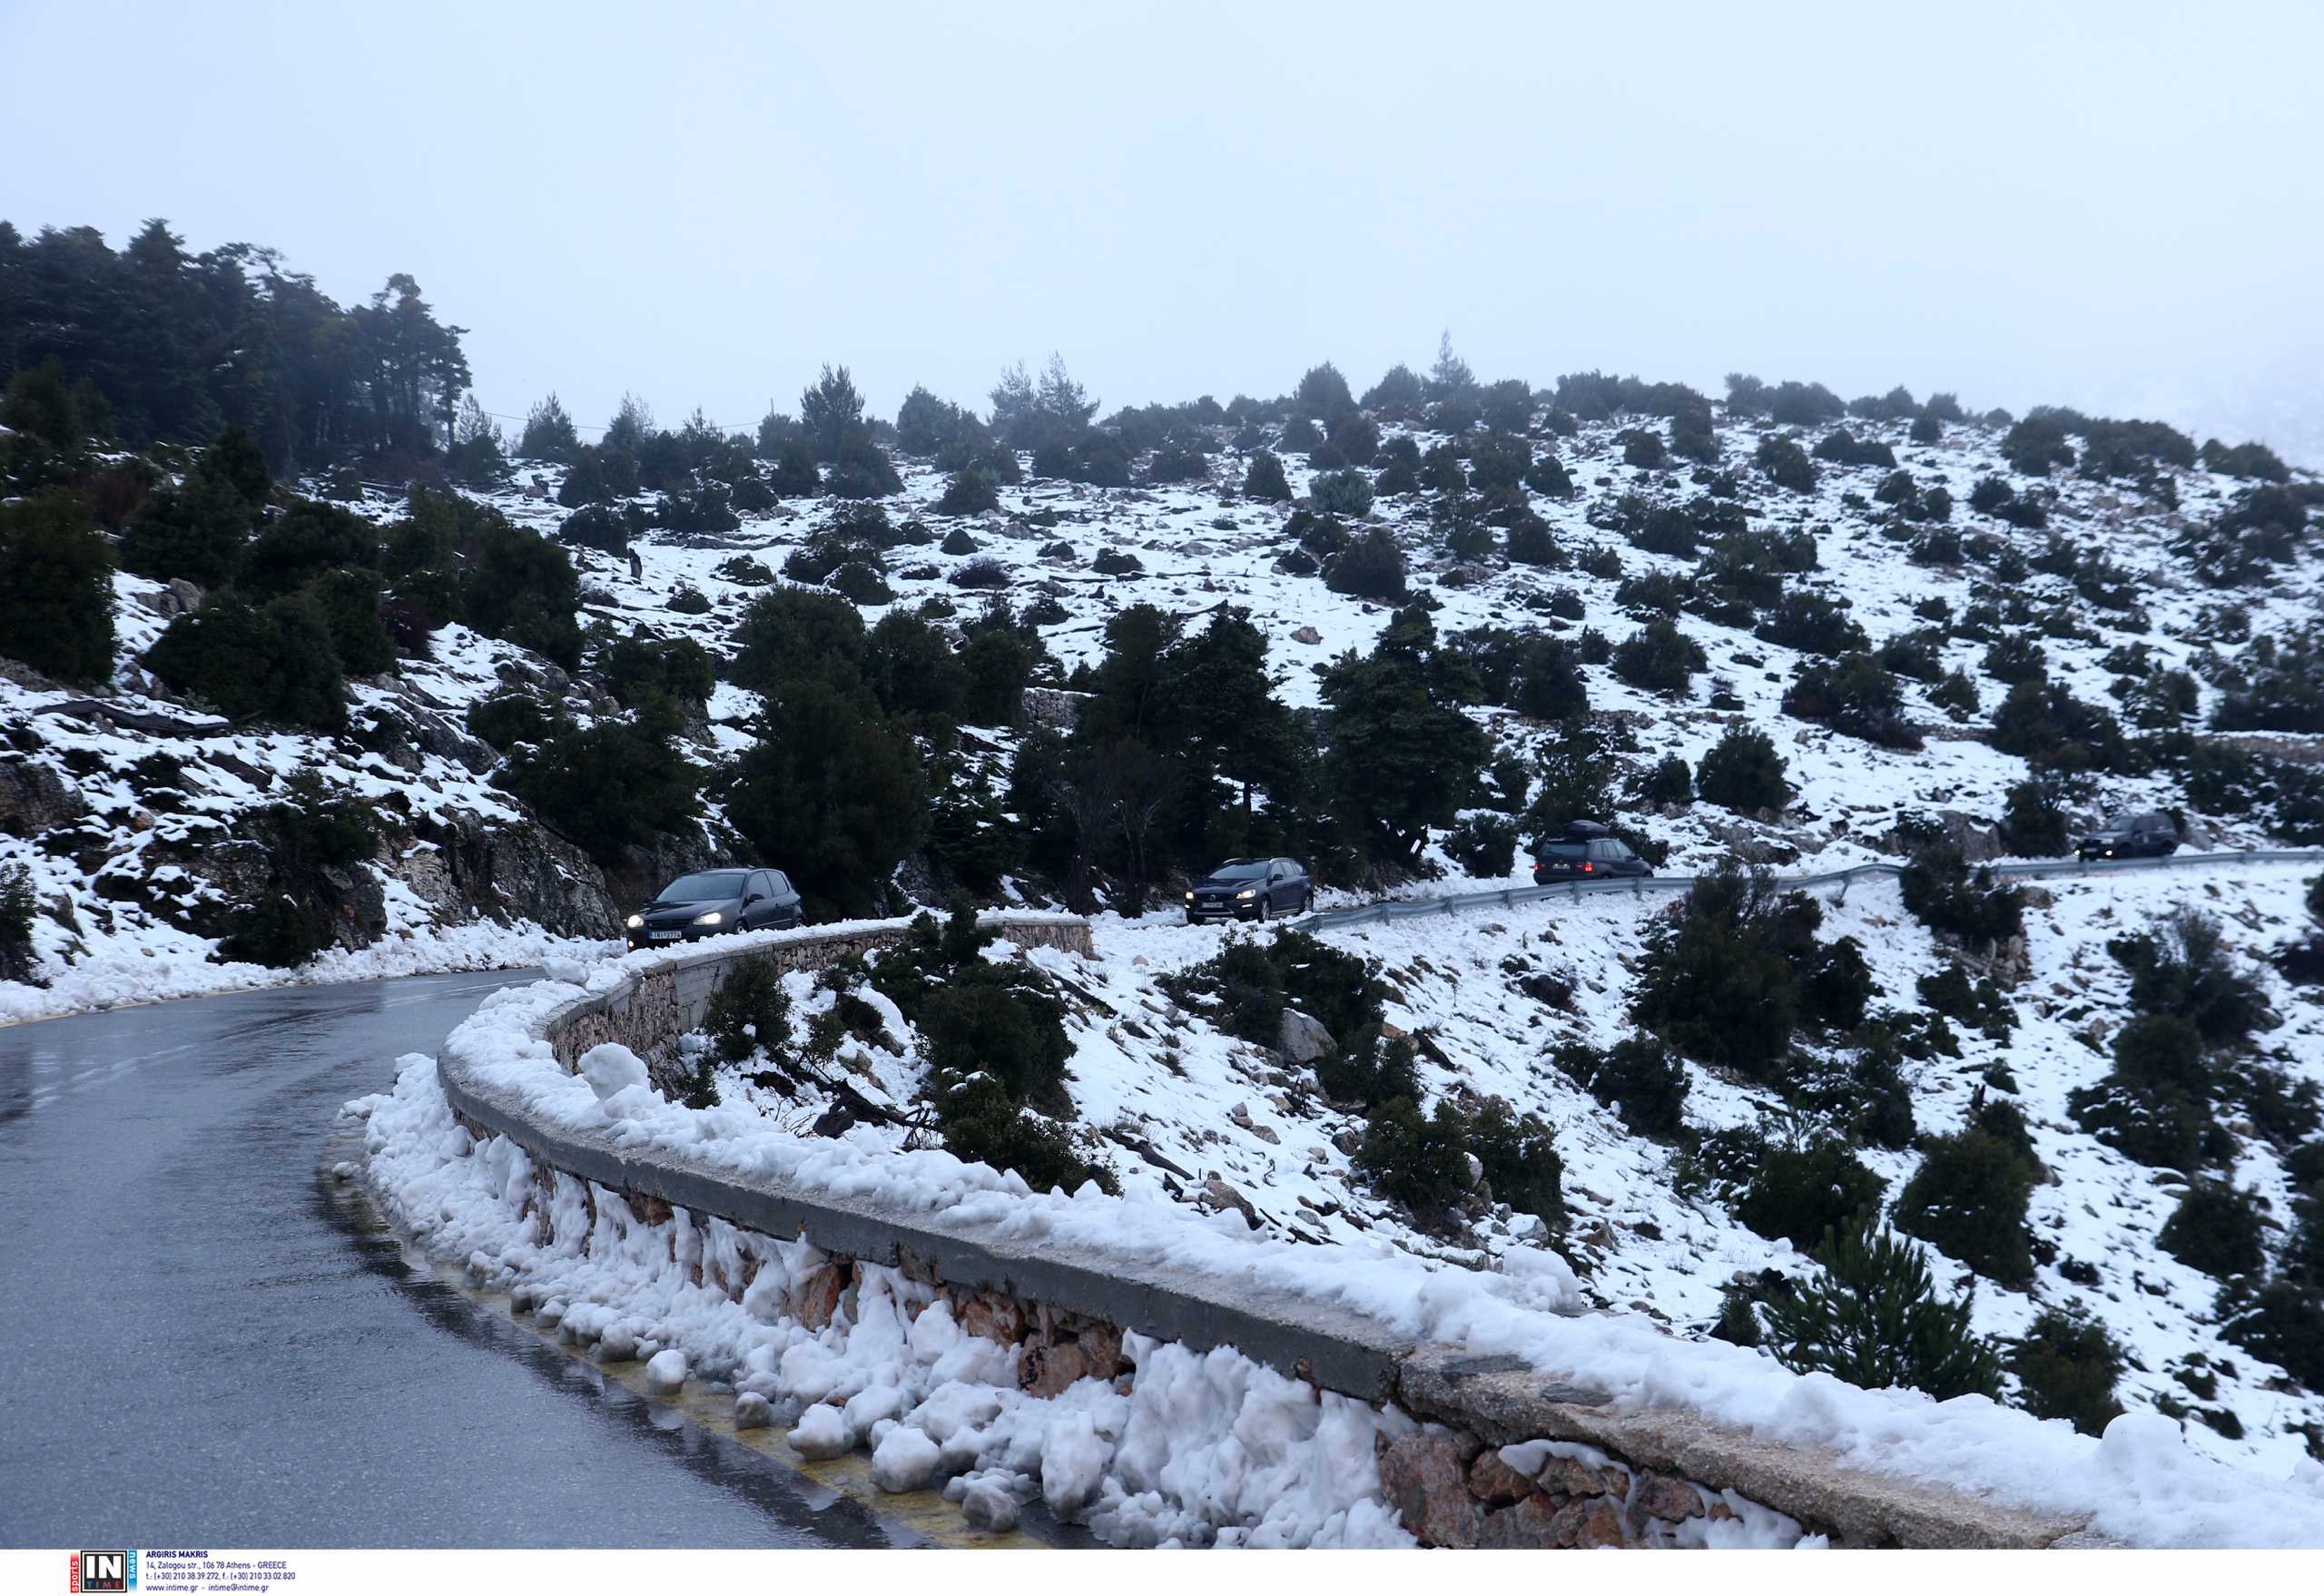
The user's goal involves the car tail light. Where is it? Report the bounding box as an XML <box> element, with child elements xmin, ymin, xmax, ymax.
<box><xmin>1581</xmin><ymin>862</ymin><xmax>1594</xmax><ymax>872</ymax></box>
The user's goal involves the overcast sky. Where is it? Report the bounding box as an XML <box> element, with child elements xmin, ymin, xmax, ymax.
<box><xmin>6</xmin><ymin>2</ymin><xmax>2321</xmax><ymax>458</ymax></box>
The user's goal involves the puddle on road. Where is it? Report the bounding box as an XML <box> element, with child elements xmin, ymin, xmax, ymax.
<box><xmin>317</xmin><ymin>1129</ymin><xmax>1071</xmax><ymax>1551</ymax></box>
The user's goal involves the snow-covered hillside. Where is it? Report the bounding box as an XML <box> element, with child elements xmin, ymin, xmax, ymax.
<box><xmin>7</xmin><ymin>389</ymin><xmax>2322</xmax><ymax>1488</ymax></box>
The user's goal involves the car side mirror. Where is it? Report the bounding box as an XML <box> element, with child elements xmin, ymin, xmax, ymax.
<box><xmin>744</xmin><ymin>892</ymin><xmax>764</xmax><ymax>905</ymax></box>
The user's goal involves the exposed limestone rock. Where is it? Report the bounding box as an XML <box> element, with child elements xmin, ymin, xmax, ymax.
<box><xmin>1277</xmin><ymin>1007</ymin><xmax>1333</xmax><ymax>1064</ymax></box>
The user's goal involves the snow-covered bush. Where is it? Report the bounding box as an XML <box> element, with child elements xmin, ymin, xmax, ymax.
<box><xmin>1609</xmin><ymin>617</ymin><xmax>1705</xmax><ymax>695</ymax></box>
<box><xmin>1241</xmin><ymin>449</ymin><xmax>1291</xmax><ymax>502</ymax></box>
<box><xmin>1893</xmin><ymin>1126</ymin><xmax>2039</xmax><ymax>1286</ymax></box>
<box><xmin>1322</xmin><ymin>527</ymin><xmax>1406</xmax><ymax>601</ymax></box>
<box><xmin>1694</xmin><ymin>724</ymin><xmax>1787</xmax><ymax>813</ymax></box>
<box><xmin>2005</xmin><ymin>1306</ymin><xmax>2126</xmax><ymax>1437</ymax></box>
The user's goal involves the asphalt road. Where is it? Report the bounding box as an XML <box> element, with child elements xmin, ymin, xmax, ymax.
<box><xmin>0</xmin><ymin>972</ymin><xmax>893</xmax><ymax>1549</ymax></box>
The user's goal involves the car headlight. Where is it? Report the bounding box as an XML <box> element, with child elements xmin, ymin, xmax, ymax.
<box><xmin>625</xmin><ymin>914</ymin><xmax>643</xmax><ymax>929</ymax></box>
<box><xmin>693</xmin><ymin>911</ymin><xmax>723</xmax><ymax>926</ymax></box>
<box><xmin>1184</xmin><ymin>891</ymin><xmax>1195</xmax><ymax>901</ymax></box>
<box><xmin>1236</xmin><ymin>889</ymin><xmax>1256</xmax><ymax>900</ymax></box>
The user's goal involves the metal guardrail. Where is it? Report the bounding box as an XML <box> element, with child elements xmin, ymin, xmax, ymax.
<box><xmin>1288</xmin><ymin>847</ymin><xmax>2324</xmax><ymax>933</ymax></box>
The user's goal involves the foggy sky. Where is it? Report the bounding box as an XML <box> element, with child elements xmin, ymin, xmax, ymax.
<box><xmin>5</xmin><ymin>2</ymin><xmax>2320</xmax><ymax>459</ymax></box>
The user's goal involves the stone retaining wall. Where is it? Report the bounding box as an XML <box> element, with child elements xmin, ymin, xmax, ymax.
<box><xmin>433</xmin><ymin>910</ymin><xmax>2094</xmax><ymax>1550</ymax></box>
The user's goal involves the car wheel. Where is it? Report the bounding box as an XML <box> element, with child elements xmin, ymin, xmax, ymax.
<box><xmin>1258</xmin><ymin>896</ymin><xmax>1271</xmax><ymax>921</ymax></box>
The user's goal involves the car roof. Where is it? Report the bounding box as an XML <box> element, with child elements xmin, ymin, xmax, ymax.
<box><xmin>1553</xmin><ymin>819</ymin><xmax>1614</xmax><ymax>837</ymax></box>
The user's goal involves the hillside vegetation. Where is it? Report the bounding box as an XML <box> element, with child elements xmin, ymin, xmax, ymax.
<box><xmin>5</xmin><ymin>222</ymin><xmax>2323</xmax><ymax>1471</ymax></box>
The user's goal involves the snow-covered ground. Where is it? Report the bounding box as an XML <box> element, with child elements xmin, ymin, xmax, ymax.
<box><xmin>10</xmin><ymin>407</ymin><xmax>2315</xmax><ymax>1008</ymax></box>
<box><xmin>15</xmin><ymin>395</ymin><xmax>2324</xmax><ymax>1536</ymax></box>
<box><xmin>355</xmin><ymin>900</ymin><xmax>2324</xmax><ymax>1546</ymax></box>
<box><xmin>0</xmin><ymin>918</ymin><xmax>615</xmax><ymax>1027</ymax></box>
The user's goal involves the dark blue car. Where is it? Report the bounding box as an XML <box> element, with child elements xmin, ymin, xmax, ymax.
<box><xmin>625</xmin><ymin>868</ymin><xmax>803</xmax><ymax>950</ymax></box>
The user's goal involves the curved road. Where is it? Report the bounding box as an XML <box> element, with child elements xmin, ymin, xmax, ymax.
<box><xmin>0</xmin><ymin>971</ymin><xmax>891</xmax><ymax>1549</ymax></box>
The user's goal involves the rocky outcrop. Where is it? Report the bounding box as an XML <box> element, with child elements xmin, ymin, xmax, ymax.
<box><xmin>409</xmin><ymin>810</ymin><xmax>622</xmax><ymax>939</ymax></box>
<box><xmin>0</xmin><ymin>758</ymin><xmax>88</xmax><ymax>838</ymax></box>
<box><xmin>1277</xmin><ymin>1007</ymin><xmax>1333</xmax><ymax>1064</ymax></box>
<box><xmin>1019</xmin><ymin>686</ymin><xmax>1088</xmax><ymax>731</ymax></box>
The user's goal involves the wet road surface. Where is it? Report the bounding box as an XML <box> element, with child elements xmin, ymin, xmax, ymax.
<box><xmin>0</xmin><ymin>972</ymin><xmax>895</xmax><ymax>1548</ymax></box>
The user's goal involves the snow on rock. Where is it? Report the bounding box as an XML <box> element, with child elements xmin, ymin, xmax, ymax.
<box><xmin>953</xmin><ymin>1473</ymin><xmax>1022</xmax><ymax>1532</ymax></box>
<box><xmin>577</xmin><ymin>1043</ymin><xmax>649</xmax><ymax>1101</ymax></box>
<box><xmin>871</xmin><ymin>1425</ymin><xmax>942</xmax><ymax>1493</ymax></box>
<box><xmin>790</xmin><ymin>1403</ymin><xmax>852</xmax><ymax>1461</ymax></box>
<box><xmin>643</xmin><ymin>1348</ymin><xmax>687</xmax><ymax>1394</ymax></box>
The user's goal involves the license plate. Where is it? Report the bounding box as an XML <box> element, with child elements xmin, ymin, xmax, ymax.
<box><xmin>649</xmin><ymin>929</ymin><xmax>681</xmax><ymax>941</ymax></box>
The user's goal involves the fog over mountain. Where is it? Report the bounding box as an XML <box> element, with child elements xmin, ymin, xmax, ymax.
<box><xmin>4</xmin><ymin>2</ymin><xmax>2319</xmax><ymax>455</ymax></box>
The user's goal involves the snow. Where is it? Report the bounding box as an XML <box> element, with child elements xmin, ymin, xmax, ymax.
<box><xmin>577</xmin><ymin>1042</ymin><xmax>647</xmax><ymax>1101</ymax></box>
<box><xmin>790</xmin><ymin>1401</ymin><xmax>851</xmax><ymax>1461</ymax></box>
<box><xmin>359</xmin><ymin>868</ymin><xmax>2324</xmax><ymax>1544</ymax></box>
<box><xmin>871</xmin><ymin>1424</ymin><xmax>941</xmax><ymax>1493</ymax></box>
<box><xmin>19</xmin><ymin>400</ymin><xmax>2324</xmax><ymax>1540</ymax></box>
<box><xmin>0</xmin><ymin>916</ymin><xmax>615</xmax><ymax>1028</ymax></box>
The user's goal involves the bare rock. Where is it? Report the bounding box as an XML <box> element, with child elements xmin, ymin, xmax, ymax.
<box><xmin>1632</xmin><ymin>1472</ymin><xmax>1707</xmax><ymax>1522</ymax></box>
<box><xmin>1533</xmin><ymin>1453</ymin><xmax>1620</xmax><ymax>1499</ymax></box>
<box><xmin>1277</xmin><ymin>1007</ymin><xmax>1333</xmax><ymax>1064</ymax></box>
<box><xmin>1200</xmin><ymin>1176</ymin><xmax>1257</xmax><ymax>1227</ymax></box>
<box><xmin>960</xmin><ymin>1292</ymin><xmax>1025</xmax><ymax>1345</ymax></box>
<box><xmin>0</xmin><ymin>759</ymin><xmax>88</xmax><ymax>838</ymax></box>
<box><xmin>1290</xmin><ymin>626</ymin><xmax>1324</xmax><ymax>645</ymax></box>
<box><xmin>1376</xmin><ymin>1433</ymin><xmax>1485</xmax><ymax>1547</ymax></box>
<box><xmin>1228</xmin><ymin>1102</ymin><xmax>1281</xmax><ymax>1144</ymax></box>
<box><xmin>1466</xmin><ymin>1449</ymin><xmax>1536</xmax><ymax>1506</ymax></box>
<box><xmin>1021</xmin><ymin>1341</ymin><xmax>1094</xmax><ymax>1399</ymax></box>
<box><xmin>793</xmin><ymin>1263</ymin><xmax>845</xmax><ymax>1330</ymax></box>
<box><xmin>1477</xmin><ymin>1492</ymin><xmax>1566</xmax><ymax>1549</ymax></box>
<box><xmin>1555</xmin><ymin>1493</ymin><xmax>1631</xmax><ymax>1548</ymax></box>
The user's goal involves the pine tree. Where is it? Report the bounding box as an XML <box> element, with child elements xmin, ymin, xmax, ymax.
<box><xmin>518</xmin><ymin>393</ymin><xmax>580</xmax><ymax>462</ymax></box>
<box><xmin>1763</xmin><ymin>1217</ymin><xmax>2006</xmax><ymax>1400</ymax></box>
<box><xmin>2007</xmin><ymin>1306</ymin><xmax>2125</xmax><ymax>1435</ymax></box>
<box><xmin>0</xmin><ymin>490</ymin><xmax>115</xmax><ymax>683</ymax></box>
<box><xmin>800</xmin><ymin>363</ymin><xmax>867</xmax><ymax>462</ymax></box>
<box><xmin>1320</xmin><ymin>608</ymin><xmax>1492</xmax><ymax>871</ymax></box>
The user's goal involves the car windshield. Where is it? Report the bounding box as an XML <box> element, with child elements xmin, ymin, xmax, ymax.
<box><xmin>1539</xmin><ymin>842</ymin><xmax>1587</xmax><ymax>860</ymax></box>
<box><xmin>656</xmin><ymin>871</ymin><xmax>747</xmax><ymax>902</ymax></box>
<box><xmin>1209</xmin><ymin>862</ymin><xmax>1269</xmax><ymax>881</ymax></box>
<box><xmin>2096</xmin><ymin>819</ymin><xmax>2137</xmax><ymax>834</ymax></box>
